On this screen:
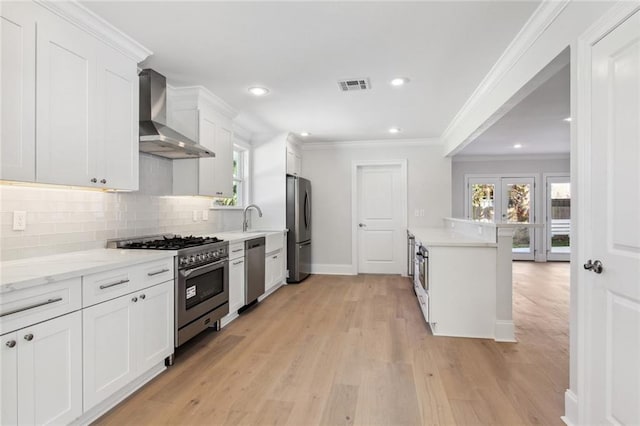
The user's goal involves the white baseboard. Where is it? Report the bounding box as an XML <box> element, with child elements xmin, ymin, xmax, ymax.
<box><xmin>258</xmin><ymin>281</ymin><xmax>284</xmax><ymax>302</ymax></box>
<box><xmin>310</xmin><ymin>263</ymin><xmax>355</xmax><ymax>275</ymax></box>
<box><xmin>494</xmin><ymin>320</ymin><xmax>517</xmax><ymax>342</ymax></box>
<box><xmin>561</xmin><ymin>389</ymin><xmax>578</xmax><ymax>426</ymax></box>
<box><xmin>221</xmin><ymin>310</ymin><xmax>239</xmax><ymax>328</ymax></box>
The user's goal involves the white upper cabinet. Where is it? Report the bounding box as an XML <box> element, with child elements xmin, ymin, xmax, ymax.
<box><xmin>0</xmin><ymin>3</ymin><xmax>36</xmax><ymax>182</ymax></box>
<box><xmin>169</xmin><ymin>87</ymin><xmax>236</xmax><ymax>197</ymax></box>
<box><xmin>286</xmin><ymin>139</ymin><xmax>302</xmax><ymax>177</ymax></box>
<box><xmin>0</xmin><ymin>1</ymin><xmax>150</xmax><ymax>190</ymax></box>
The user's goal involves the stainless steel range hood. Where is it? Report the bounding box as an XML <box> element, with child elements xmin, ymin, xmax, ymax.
<box><xmin>139</xmin><ymin>69</ymin><xmax>214</xmax><ymax>159</ymax></box>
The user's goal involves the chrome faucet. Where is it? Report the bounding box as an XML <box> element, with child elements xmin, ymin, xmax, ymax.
<box><xmin>243</xmin><ymin>204</ymin><xmax>263</xmax><ymax>232</ymax></box>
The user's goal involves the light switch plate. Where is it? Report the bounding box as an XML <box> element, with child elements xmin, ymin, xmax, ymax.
<box><xmin>192</xmin><ymin>210</ymin><xmax>199</xmax><ymax>222</ymax></box>
<box><xmin>202</xmin><ymin>210</ymin><xmax>209</xmax><ymax>221</ymax></box>
<box><xmin>13</xmin><ymin>211</ymin><xmax>26</xmax><ymax>231</ymax></box>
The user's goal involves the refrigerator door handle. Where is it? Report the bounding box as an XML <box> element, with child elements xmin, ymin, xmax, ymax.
<box><xmin>304</xmin><ymin>192</ymin><xmax>309</xmax><ymax>229</ymax></box>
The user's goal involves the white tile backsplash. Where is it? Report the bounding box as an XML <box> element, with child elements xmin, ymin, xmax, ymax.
<box><xmin>0</xmin><ymin>154</ymin><xmax>243</xmax><ymax>261</ymax></box>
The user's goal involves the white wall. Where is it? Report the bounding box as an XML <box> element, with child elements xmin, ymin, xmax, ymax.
<box><xmin>303</xmin><ymin>141</ymin><xmax>451</xmax><ymax>272</ymax></box>
<box><xmin>0</xmin><ymin>154</ymin><xmax>243</xmax><ymax>261</ymax></box>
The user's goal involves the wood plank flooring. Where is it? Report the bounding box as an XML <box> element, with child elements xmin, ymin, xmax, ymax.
<box><xmin>95</xmin><ymin>261</ymin><xmax>570</xmax><ymax>426</ymax></box>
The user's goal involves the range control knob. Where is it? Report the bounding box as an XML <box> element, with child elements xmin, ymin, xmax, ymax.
<box><xmin>189</xmin><ymin>255</ymin><xmax>196</xmax><ymax>263</ymax></box>
<box><xmin>179</xmin><ymin>257</ymin><xmax>189</xmax><ymax>266</ymax></box>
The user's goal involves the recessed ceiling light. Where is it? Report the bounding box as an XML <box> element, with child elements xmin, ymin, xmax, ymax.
<box><xmin>513</xmin><ymin>143</ymin><xmax>523</xmax><ymax>149</ymax></box>
<box><xmin>564</xmin><ymin>117</ymin><xmax>572</xmax><ymax>122</ymax></box>
<box><xmin>300</xmin><ymin>132</ymin><xmax>310</xmax><ymax>137</ymax></box>
<box><xmin>389</xmin><ymin>127</ymin><xmax>402</xmax><ymax>134</ymax></box>
<box><xmin>248</xmin><ymin>86</ymin><xmax>269</xmax><ymax>96</ymax></box>
<box><xmin>390</xmin><ymin>77</ymin><xmax>409</xmax><ymax>86</ymax></box>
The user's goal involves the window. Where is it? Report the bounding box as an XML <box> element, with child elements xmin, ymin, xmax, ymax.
<box><xmin>214</xmin><ymin>145</ymin><xmax>248</xmax><ymax>207</ymax></box>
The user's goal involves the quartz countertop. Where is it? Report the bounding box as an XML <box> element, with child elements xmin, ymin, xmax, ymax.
<box><xmin>0</xmin><ymin>249</ymin><xmax>175</xmax><ymax>294</ymax></box>
<box><xmin>206</xmin><ymin>230</ymin><xmax>286</xmax><ymax>243</ymax></box>
<box><xmin>409</xmin><ymin>227</ymin><xmax>497</xmax><ymax>248</ymax></box>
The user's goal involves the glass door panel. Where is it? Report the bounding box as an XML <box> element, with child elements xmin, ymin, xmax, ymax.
<box><xmin>547</xmin><ymin>177</ymin><xmax>570</xmax><ymax>261</ymax></box>
<box><xmin>501</xmin><ymin>178</ymin><xmax>535</xmax><ymax>260</ymax></box>
<box><xmin>471</xmin><ymin>183</ymin><xmax>496</xmax><ymax>222</ymax></box>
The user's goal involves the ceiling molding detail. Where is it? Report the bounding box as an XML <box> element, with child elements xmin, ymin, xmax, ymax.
<box><xmin>302</xmin><ymin>138</ymin><xmax>441</xmax><ymax>151</ymax></box>
<box><xmin>168</xmin><ymin>85</ymin><xmax>238</xmax><ymax>119</ymax></box>
<box><xmin>452</xmin><ymin>153</ymin><xmax>570</xmax><ymax>162</ymax></box>
<box><xmin>35</xmin><ymin>0</ymin><xmax>152</xmax><ymax>62</ymax></box>
<box><xmin>440</xmin><ymin>0</ymin><xmax>570</xmax><ymax>151</ymax></box>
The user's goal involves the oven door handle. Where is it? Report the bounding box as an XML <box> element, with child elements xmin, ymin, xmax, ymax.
<box><xmin>181</xmin><ymin>259</ymin><xmax>227</xmax><ymax>278</ymax></box>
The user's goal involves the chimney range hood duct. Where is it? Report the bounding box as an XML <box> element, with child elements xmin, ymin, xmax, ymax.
<box><xmin>138</xmin><ymin>69</ymin><xmax>214</xmax><ymax>159</ymax></box>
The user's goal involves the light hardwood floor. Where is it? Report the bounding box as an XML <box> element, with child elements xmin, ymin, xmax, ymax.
<box><xmin>95</xmin><ymin>261</ymin><xmax>570</xmax><ymax>426</ymax></box>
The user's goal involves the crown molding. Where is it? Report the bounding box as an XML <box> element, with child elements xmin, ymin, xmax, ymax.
<box><xmin>301</xmin><ymin>138</ymin><xmax>441</xmax><ymax>151</ymax></box>
<box><xmin>452</xmin><ymin>153</ymin><xmax>570</xmax><ymax>162</ymax></box>
<box><xmin>232</xmin><ymin>122</ymin><xmax>253</xmax><ymax>145</ymax></box>
<box><xmin>34</xmin><ymin>0</ymin><xmax>152</xmax><ymax>63</ymax></box>
<box><xmin>441</xmin><ymin>0</ymin><xmax>570</xmax><ymax>145</ymax></box>
<box><xmin>168</xmin><ymin>85</ymin><xmax>238</xmax><ymax>119</ymax></box>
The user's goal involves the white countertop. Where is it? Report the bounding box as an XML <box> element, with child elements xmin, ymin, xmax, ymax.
<box><xmin>0</xmin><ymin>249</ymin><xmax>175</xmax><ymax>294</ymax></box>
<box><xmin>205</xmin><ymin>230</ymin><xmax>286</xmax><ymax>243</ymax></box>
<box><xmin>409</xmin><ymin>227</ymin><xmax>497</xmax><ymax>248</ymax></box>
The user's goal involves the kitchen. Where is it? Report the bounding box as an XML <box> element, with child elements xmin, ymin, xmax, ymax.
<box><xmin>1</xmin><ymin>1</ymin><xmax>639</xmax><ymax>425</ymax></box>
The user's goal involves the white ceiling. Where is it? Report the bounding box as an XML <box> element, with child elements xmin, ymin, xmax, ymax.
<box><xmin>84</xmin><ymin>1</ymin><xmax>541</xmax><ymax>142</ymax></box>
<box><xmin>456</xmin><ymin>64</ymin><xmax>570</xmax><ymax>156</ymax></box>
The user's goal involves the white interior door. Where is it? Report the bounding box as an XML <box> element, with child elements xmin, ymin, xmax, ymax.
<box><xmin>356</xmin><ymin>164</ymin><xmax>405</xmax><ymax>274</ymax></box>
<box><xmin>546</xmin><ymin>176</ymin><xmax>571</xmax><ymax>261</ymax></box>
<box><xmin>583</xmin><ymin>10</ymin><xmax>640</xmax><ymax>424</ymax></box>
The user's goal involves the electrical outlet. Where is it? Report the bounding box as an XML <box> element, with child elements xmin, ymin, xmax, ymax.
<box><xmin>192</xmin><ymin>210</ymin><xmax>199</xmax><ymax>222</ymax></box>
<box><xmin>419</xmin><ymin>209</ymin><xmax>425</xmax><ymax>217</ymax></box>
<box><xmin>414</xmin><ymin>209</ymin><xmax>419</xmax><ymax>217</ymax></box>
<box><xmin>202</xmin><ymin>210</ymin><xmax>209</xmax><ymax>221</ymax></box>
<box><xmin>13</xmin><ymin>211</ymin><xmax>26</xmax><ymax>231</ymax></box>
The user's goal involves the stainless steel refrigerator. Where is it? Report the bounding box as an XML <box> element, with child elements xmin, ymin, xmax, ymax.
<box><xmin>286</xmin><ymin>176</ymin><xmax>311</xmax><ymax>283</ymax></box>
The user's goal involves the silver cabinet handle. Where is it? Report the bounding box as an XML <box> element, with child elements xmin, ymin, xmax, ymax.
<box><xmin>140</xmin><ymin>294</ymin><xmax>146</xmax><ymax>300</ymax></box>
<box><xmin>99</xmin><ymin>279</ymin><xmax>130</xmax><ymax>290</ymax></box>
<box><xmin>100</xmin><ymin>179</ymin><xmax>107</xmax><ymax>184</ymax></box>
<box><xmin>0</xmin><ymin>297</ymin><xmax>63</xmax><ymax>317</ymax></box>
<box><xmin>233</xmin><ymin>260</ymin><xmax>244</xmax><ymax>265</ymax></box>
<box><xmin>131</xmin><ymin>297</ymin><xmax>138</xmax><ymax>303</ymax></box>
<box><xmin>24</xmin><ymin>334</ymin><xmax>34</xmax><ymax>341</ymax></box>
<box><xmin>216</xmin><ymin>191</ymin><xmax>223</xmax><ymax>195</ymax></box>
<box><xmin>147</xmin><ymin>268</ymin><xmax>169</xmax><ymax>276</ymax></box>
<box><xmin>358</xmin><ymin>223</ymin><xmax>366</xmax><ymax>228</ymax></box>
<box><xmin>6</xmin><ymin>340</ymin><xmax>16</xmax><ymax>348</ymax></box>
<box><xmin>272</xmin><ymin>255</ymin><xmax>278</xmax><ymax>259</ymax></box>
<box><xmin>90</xmin><ymin>178</ymin><xmax>97</xmax><ymax>183</ymax></box>
<box><xmin>232</xmin><ymin>248</ymin><xmax>243</xmax><ymax>253</ymax></box>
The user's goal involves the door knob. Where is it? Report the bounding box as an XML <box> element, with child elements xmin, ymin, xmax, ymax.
<box><xmin>24</xmin><ymin>334</ymin><xmax>34</xmax><ymax>341</ymax></box>
<box><xmin>90</xmin><ymin>178</ymin><xmax>97</xmax><ymax>183</ymax></box>
<box><xmin>359</xmin><ymin>223</ymin><xmax>366</xmax><ymax>228</ymax></box>
<box><xmin>5</xmin><ymin>340</ymin><xmax>16</xmax><ymax>348</ymax></box>
<box><xmin>100</xmin><ymin>179</ymin><xmax>107</xmax><ymax>184</ymax></box>
<box><xmin>584</xmin><ymin>259</ymin><xmax>604</xmax><ymax>274</ymax></box>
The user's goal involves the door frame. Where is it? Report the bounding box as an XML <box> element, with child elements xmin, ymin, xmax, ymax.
<box><xmin>574</xmin><ymin>3</ymin><xmax>640</xmax><ymax>424</ymax></box>
<box><xmin>351</xmin><ymin>159</ymin><xmax>408</xmax><ymax>275</ymax></box>
<box><xmin>543</xmin><ymin>173</ymin><xmax>571</xmax><ymax>261</ymax></box>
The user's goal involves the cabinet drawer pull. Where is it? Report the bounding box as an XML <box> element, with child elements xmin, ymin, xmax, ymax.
<box><xmin>131</xmin><ymin>297</ymin><xmax>138</xmax><ymax>303</ymax></box>
<box><xmin>99</xmin><ymin>279</ymin><xmax>130</xmax><ymax>290</ymax></box>
<box><xmin>90</xmin><ymin>178</ymin><xmax>97</xmax><ymax>183</ymax></box>
<box><xmin>100</xmin><ymin>179</ymin><xmax>107</xmax><ymax>184</ymax></box>
<box><xmin>140</xmin><ymin>294</ymin><xmax>146</xmax><ymax>300</ymax></box>
<box><xmin>272</xmin><ymin>255</ymin><xmax>278</xmax><ymax>259</ymax></box>
<box><xmin>0</xmin><ymin>297</ymin><xmax>63</xmax><ymax>317</ymax></box>
<box><xmin>232</xmin><ymin>248</ymin><xmax>243</xmax><ymax>253</ymax></box>
<box><xmin>24</xmin><ymin>333</ymin><xmax>34</xmax><ymax>341</ymax></box>
<box><xmin>233</xmin><ymin>260</ymin><xmax>244</xmax><ymax>265</ymax></box>
<box><xmin>147</xmin><ymin>268</ymin><xmax>170</xmax><ymax>276</ymax></box>
<box><xmin>5</xmin><ymin>340</ymin><xmax>16</xmax><ymax>348</ymax></box>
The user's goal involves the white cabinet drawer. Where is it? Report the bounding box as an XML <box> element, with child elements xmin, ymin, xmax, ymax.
<box><xmin>83</xmin><ymin>267</ymin><xmax>136</xmax><ymax>307</ymax></box>
<box><xmin>265</xmin><ymin>232</ymin><xmax>284</xmax><ymax>253</ymax></box>
<box><xmin>229</xmin><ymin>242</ymin><xmax>245</xmax><ymax>260</ymax></box>
<box><xmin>136</xmin><ymin>258</ymin><xmax>174</xmax><ymax>289</ymax></box>
<box><xmin>0</xmin><ymin>278</ymin><xmax>81</xmax><ymax>335</ymax></box>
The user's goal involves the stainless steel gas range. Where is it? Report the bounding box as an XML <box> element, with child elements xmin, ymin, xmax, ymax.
<box><xmin>108</xmin><ymin>235</ymin><xmax>229</xmax><ymax>352</ymax></box>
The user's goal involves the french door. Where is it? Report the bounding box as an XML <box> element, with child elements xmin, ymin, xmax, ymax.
<box><xmin>468</xmin><ymin>176</ymin><xmax>535</xmax><ymax>260</ymax></box>
<box><xmin>545</xmin><ymin>175</ymin><xmax>570</xmax><ymax>261</ymax></box>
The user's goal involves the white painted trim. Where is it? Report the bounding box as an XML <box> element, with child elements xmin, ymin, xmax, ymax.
<box><xmin>441</xmin><ymin>0</ymin><xmax>570</xmax><ymax>147</ymax></box>
<box><xmin>562</xmin><ymin>389</ymin><xmax>579</xmax><ymax>426</ymax></box>
<box><xmin>494</xmin><ymin>320</ymin><xmax>517</xmax><ymax>342</ymax></box>
<box><xmin>34</xmin><ymin>0</ymin><xmax>152</xmax><ymax>63</ymax></box>
<box><xmin>168</xmin><ymin>86</ymin><xmax>237</xmax><ymax>119</ymax></box>
<box><xmin>258</xmin><ymin>281</ymin><xmax>284</xmax><ymax>302</ymax></box>
<box><xmin>310</xmin><ymin>264</ymin><xmax>356</xmax><ymax>276</ymax></box>
<box><xmin>302</xmin><ymin>138</ymin><xmax>441</xmax><ymax>151</ymax></box>
<box><xmin>453</xmin><ymin>153</ymin><xmax>570</xmax><ymax>162</ymax></box>
<box><xmin>574</xmin><ymin>3</ymin><xmax>640</xmax><ymax>424</ymax></box>
<box><xmin>351</xmin><ymin>159</ymin><xmax>408</xmax><ymax>275</ymax></box>
<box><xmin>221</xmin><ymin>311</ymin><xmax>239</xmax><ymax>328</ymax></box>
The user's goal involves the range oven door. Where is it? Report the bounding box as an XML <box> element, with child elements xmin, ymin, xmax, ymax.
<box><xmin>416</xmin><ymin>246</ymin><xmax>428</xmax><ymax>292</ymax></box>
<box><xmin>177</xmin><ymin>259</ymin><xmax>229</xmax><ymax>329</ymax></box>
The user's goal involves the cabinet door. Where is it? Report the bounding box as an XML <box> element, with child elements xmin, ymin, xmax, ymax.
<box><xmin>36</xmin><ymin>14</ymin><xmax>97</xmax><ymax>187</ymax></box>
<box><xmin>1</xmin><ymin>332</ymin><xmax>18</xmax><ymax>425</ymax></box>
<box><xmin>286</xmin><ymin>149</ymin><xmax>296</xmax><ymax>176</ymax></box>
<box><xmin>135</xmin><ymin>281</ymin><xmax>173</xmax><ymax>373</ymax></box>
<box><xmin>17</xmin><ymin>311</ymin><xmax>82</xmax><ymax>425</ymax></box>
<box><xmin>96</xmin><ymin>43</ymin><xmax>139</xmax><ymax>190</ymax></box>
<box><xmin>213</xmin><ymin>125</ymin><xmax>234</xmax><ymax>197</ymax></box>
<box><xmin>229</xmin><ymin>257</ymin><xmax>245</xmax><ymax>312</ymax></box>
<box><xmin>198</xmin><ymin>116</ymin><xmax>217</xmax><ymax>196</ymax></box>
<box><xmin>0</xmin><ymin>3</ymin><xmax>36</xmax><ymax>182</ymax></box>
<box><xmin>83</xmin><ymin>294</ymin><xmax>136</xmax><ymax>411</ymax></box>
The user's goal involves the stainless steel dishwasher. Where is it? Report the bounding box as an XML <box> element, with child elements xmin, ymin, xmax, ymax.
<box><xmin>245</xmin><ymin>237</ymin><xmax>266</xmax><ymax>305</ymax></box>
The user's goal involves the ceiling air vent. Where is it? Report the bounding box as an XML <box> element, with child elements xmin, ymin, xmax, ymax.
<box><xmin>338</xmin><ymin>78</ymin><xmax>371</xmax><ymax>92</ymax></box>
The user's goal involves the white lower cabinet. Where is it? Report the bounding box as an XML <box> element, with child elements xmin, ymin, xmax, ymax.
<box><xmin>265</xmin><ymin>250</ymin><xmax>284</xmax><ymax>292</ymax></box>
<box><xmin>1</xmin><ymin>311</ymin><xmax>82</xmax><ymax>425</ymax></box>
<box><xmin>83</xmin><ymin>280</ymin><xmax>173</xmax><ymax>411</ymax></box>
<box><xmin>228</xmin><ymin>257</ymin><xmax>246</xmax><ymax>313</ymax></box>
